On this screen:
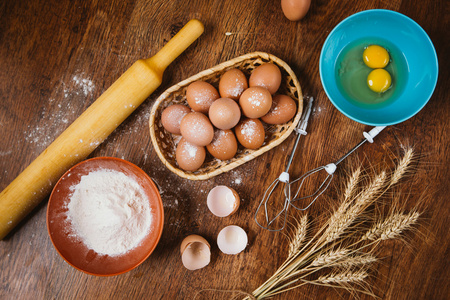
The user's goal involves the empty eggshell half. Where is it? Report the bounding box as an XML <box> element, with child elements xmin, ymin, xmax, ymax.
<box><xmin>217</xmin><ymin>225</ymin><xmax>248</xmax><ymax>255</ymax></box>
<box><xmin>207</xmin><ymin>186</ymin><xmax>240</xmax><ymax>217</ymax></box>
<box><xmin>180</xmin><ymin>235</ymin><xmax>211</xmax><ymax>270</ymax></box>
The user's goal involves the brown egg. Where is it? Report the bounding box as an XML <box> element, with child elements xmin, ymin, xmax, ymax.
<box><xmin>281</xmin><ymin>0</ymin><xmax>311</xmax><ymax>21</ymax></box>
<box><xmin>208</xmin><ymin>98</ymin><xmax>241</xmax><ymax>130</ymax></box>
<box><xmin>206</xmin><ymin>129</ymin><xmax>238</xmax><ymax>160</ymax></box>
<box><xmin>176</xmin><ymin>138</ymin><xmax>206</xmax><ymax>171</ymax></box>
<box><xmin>186</xmin><ymin>81</ymin><xmax>220</xmax><ymax>113</ymax></box>
<box><xmin>249</xmin><ymin>63</ymin><xmax>282</xmax><ymax>94</ymax></box>
<box><xmin>239</xmin><ymin>86</ymin><xmax>272</xmax><ymax>119</ymax></box>
<box><xmin>180</xmin><ymin>112</ymin><xmax>214</xmax><ymax>146</ymax></box>
<box><xmin>219</xmin><ymin>68</ymin><xmax>248</xmax><ymax>100</ymax></box>
<box><xmin>161</xmin><ymin>104</ymin><xmax>191</xmax><ymax>135</ymax></box>
<box><xmin>261</xmin><ymin>94</ymin><xmax>297</xmax><ymax>124</ymax></box>
<box><xmin>235</xmin><ymin>118</ymin><xmax>265</xmax><ymax>149</ymax></box>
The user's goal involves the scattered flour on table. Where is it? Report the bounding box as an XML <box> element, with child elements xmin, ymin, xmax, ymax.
<box><xmin>70</xmin><ymin>74</ymin><xmax>95</xmax><ymax>97</ymax></box>
<box><xmin>303</xmin><ymin>95</ymin><xmax>322</xmax><ymax>116</ymax></box>
<box><xmin>24</xmin><ymin>97</ymin><xmax>71</xmax><ymax>149</ymax></box>
<box><xmin>67</xmin><ymin>169</ymin><xmax>152</xmax><ymax>256</ymax></box>
<box><xmin>312</xmin><ymin>106</ymin><xmax>322</xmax><ymax>116</ymax></box>
<box><xmin>0</xmin><ymin>150</ymin><xmax>12</xmax><ymax>156</ymax></box>
<box><xmin>24</xmin><ymin>73</ymin><xmax>96</xmax><ymax>149</ymax></box>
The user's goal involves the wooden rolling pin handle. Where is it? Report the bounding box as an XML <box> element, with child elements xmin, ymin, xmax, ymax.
<box><xmin>0</xmin><ymin>19</ymin><xmax>204</xmax><ymax>240</ymax></box>
<box><xmin>148</xmin><ymin>19</ymin><xmax>204</xmax><ymax>73</ymax></box>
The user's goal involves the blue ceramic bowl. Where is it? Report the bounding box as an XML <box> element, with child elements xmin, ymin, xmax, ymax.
<box><xmin>320</xmin><ymin>9</ymin><xmax>438</xmax><ymax>125</ymax></box>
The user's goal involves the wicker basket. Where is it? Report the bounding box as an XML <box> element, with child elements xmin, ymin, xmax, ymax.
<box><xmin>149</xmin><ymin>52</ymin><xmax>303</xmax><ymax>180</ymax></box>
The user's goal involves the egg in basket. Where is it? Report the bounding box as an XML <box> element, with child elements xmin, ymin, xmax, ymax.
<box><xmin>149</xmin><ymin>52</ymin><xmax>303</xmax><ymax>180</ymax></box>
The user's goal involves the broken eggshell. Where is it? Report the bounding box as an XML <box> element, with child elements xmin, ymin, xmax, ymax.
<box><xmin>207</xmin><ymin>186</ymin><xmax>240</xmax><ymax>217</ymax></box>
<box><xmin>217</xmin><ymin>225</ymin><xmax>248</xmax><ymax>255</ymax></box>
<box><xmin>180</xmin><ymin>235</ymin><xmax>211</xmax><ymax>270</ymax></box>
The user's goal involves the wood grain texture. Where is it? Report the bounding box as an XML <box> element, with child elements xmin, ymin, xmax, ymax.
<box><xmin>0</xmin><ymin>0</ymin><xmax>448</xmax><ymax>299</ymax></box>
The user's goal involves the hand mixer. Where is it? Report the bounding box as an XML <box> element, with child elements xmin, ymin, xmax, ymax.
<box><xmin>255</xmin><ymin>99</ymin><xmax>385</xmax><ymax>231</ymax></box>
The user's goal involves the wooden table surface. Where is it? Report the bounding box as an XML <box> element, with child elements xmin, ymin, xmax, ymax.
<box><xmin>1</xmin><ymin>0</ymin><xmax>448</xmax><ymax>299</ymax></box>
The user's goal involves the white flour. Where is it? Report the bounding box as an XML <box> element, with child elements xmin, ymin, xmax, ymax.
<box><xmin>67</xmin><ymin>169</ymin><xmax>152</xmax><ymax>256</ymax></box>
<box><xmin>72</xmin><ymin>74</ymin><xmax>95</xmax><ymax>96</ymax></box>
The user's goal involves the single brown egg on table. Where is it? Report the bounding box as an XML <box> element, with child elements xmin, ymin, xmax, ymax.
<box><xmin>261</xmin><ymin>94</ymin><xmax>297</xmax><ymax>124</ymax></box>
<box><xmin>209</xmin><ymin>98</ymin><xmax>241</xmax><ymax>130</ymax></box>
<box><xmin>281</xmin><ymin>0</ymin><xmax>311</xmax><ymax>21</ymax></box>
<box><xmin>249</xmin><ymin>63</ymin><xmax>282</xmax><ymax>94</ymax></box>
<box><xmin>206</xmin><ymin>129</ymin><xmax>238</xmax><ymax>160</ymax></box>
<box><xmin>180</xmin><ymin>112</ymin><xmax>214</xmax><ymax>147</ymax></box>
<box><xmin>235</xmin><ymin>118</ymin><xmax>265</xmax><ymax>149</ymax></box>
<box><xmin>239</xmin><ymin>86</ymin><xmax>272</xmax><ymax>119</ymax></box>
<box><xmin>219</xmin><ymin>68</ymin><xmax>248</xmax><ymax>100</ymax></box>
<box><xmin>161</xmin><ymin>104</ymin><xmax>191</xmax><ymax>135</ymax></box>
<box><xmin>186</xmin><ymin>81</ymin><xmax>220</xmax><ymax>113</ymax></box>
<box><xmin>176</xmin><ymin>138</ymin><xmax>206</xmax><ymax>171</ymax></box>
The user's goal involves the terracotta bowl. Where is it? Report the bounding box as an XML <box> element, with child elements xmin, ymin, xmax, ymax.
<box><xmin>47</xmin><ymin>157</ymin><xmax>164</xmax><ymax>276</ymax></box>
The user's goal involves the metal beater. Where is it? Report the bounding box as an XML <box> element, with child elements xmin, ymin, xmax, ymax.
<box><xmin>255</xmin><ymin>97</ymin><xmax>313</xmax><ymax>231</ymax></box>
<box><xmin>255</xmin><ymin>99</ymin><xmax>385</xmax><ymax>231</ymax></box>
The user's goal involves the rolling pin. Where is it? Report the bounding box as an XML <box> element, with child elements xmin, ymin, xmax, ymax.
<box><xmin>0</xmin><ymin>19</ymin><xmax>204</xmax><ymax>240</ymax></box>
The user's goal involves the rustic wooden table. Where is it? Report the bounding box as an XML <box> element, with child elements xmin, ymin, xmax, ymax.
<box><xmin>1</xmin><ymin>0</ymin><xmax>448</xmax><ymax>299</ymax></box>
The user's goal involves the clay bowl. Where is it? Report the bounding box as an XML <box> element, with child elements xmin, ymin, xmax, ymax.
<box><xmin>47</xmin><ymin>157</ymin><xmax>164</xmax><ymax>276</ymax></box>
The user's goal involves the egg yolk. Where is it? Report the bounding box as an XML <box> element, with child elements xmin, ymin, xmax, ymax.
<box><xmin>367</xmin><ymin>69</ymin><xmax>392</xmax><ymax>93</ymax></box>
<box><xmin>363</xmin><ymin>45</ymin><xmax>390</xmax><ymax>69</ymax></box>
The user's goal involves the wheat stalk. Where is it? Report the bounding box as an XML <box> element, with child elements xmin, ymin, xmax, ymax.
<box><xmin>317</xmin><ymin>269</ymin><xmax>368</xmax><ymax>285</ymax></box>
<box><xmin>338</xmin><ymin>254</ymin><xmax>378</xmax><ymax>268</ymax></box>
<box><xmin>362</xmin><ymin>211</ymin><xmax>420</xmax><ymax>241</ymax></box>
<box><xmin>333</xmin><ymin>168</ymin><xmax>363</xmax><ymax>219</ymax></box>
<box><xmin>311</xmin><ymin>248</ymin><xmax>350</xmax><ymax>267</ymax></box>
<box><xmin>288</xmin><ymin>214</ymin><xmax>308</xmax><ymax>257</ymax></box>
<box><xmin>390</xmin><ymin>146</ymin><xmax>413</xmax><ymax>186</ymax></box>
<box><xmin>380</xmin><ymin>211</ymin><xmax>420</xmax><ymax>240</ymax></box>
<box><xmin>362</xmin><ymin>221</ymin><xmax>387</xmax><ymax>241</ymax></box>
<box><xmin>325</xmin><ymin>171</ymin><xmax>387</xmax><ymax>243</ymax></box>
<box><xmin>248</xmin><ymin>147</ymin><xmax>421</xmax><ymax>300</ymax></box>
<box><xmin>344</xmin><ymin>167</ymin><xmax>362</xmax><ymax>202</ymax></box>
<box><xmin>355</xmin><ymin>170</ymin><xmax>387</xmax><ymax>206</ymax></box>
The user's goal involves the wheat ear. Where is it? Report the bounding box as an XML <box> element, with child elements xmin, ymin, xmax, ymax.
<box><xmin>325</xmin><ymin>171</ymin><xmax>387</xmax><ymax>243</ymax></box>
<box><xmin>362</xmin><ymin>211</ymin><xmax>420</xmax><ymax>241</ymax></box>
<box><xmin>317</xmin><ymin>269</ymin><xmax>368</xmax><ymax>285</ymax></box>
<box><xmin>337</xmin><ymin>254</ymin><xmax>378</xmax><ymax>268</ymax></box>
<box><xmin>344</xmin><ymin>167</ymin><xmax>362</xmax><ymax>202</ymax></box>
<box><xmin>311</xmin><ymin>248</ymin><xmax>350</xmax><ymax>267</ymax></box>
<box><xmin>288</xmin><ymin>214</ymin><xmax>308</xmax><ymax>257</ymax></box>
<box><xmin>390</xmin><ymin>146</ymin><xmax>414</xmax><ymax>186</ymax></box>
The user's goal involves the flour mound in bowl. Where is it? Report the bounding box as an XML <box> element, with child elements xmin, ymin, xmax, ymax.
<box><xmin>66</xmin><ymin>169</ymin><xmax>152</xmax><ymax>256</ymax></box>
